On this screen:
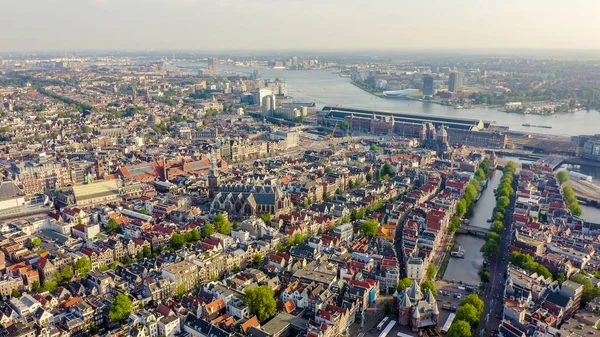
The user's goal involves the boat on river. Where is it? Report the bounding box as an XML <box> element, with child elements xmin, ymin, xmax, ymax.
<box><xmin>451</xmin><ymin>246</ymin><xmax>466</xmax><ymax>258</ymax></box>
<box><xmin>522</xmin><ymin>123</ymin><xmax>552</xmax><ymax>129</ymax></box>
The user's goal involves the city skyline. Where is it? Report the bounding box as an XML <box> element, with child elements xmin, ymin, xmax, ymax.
<box><xmin>2</xmin><ymin>0</ymin><xmax>600</xmax><ymax>52</ymax></box>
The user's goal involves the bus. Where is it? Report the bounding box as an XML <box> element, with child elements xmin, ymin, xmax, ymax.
<box><xmin>376</xmin><ymin>317</ymin><xmax>390</xmax><ymax>331</ymax></box>
<box><xmin>378</xmin><ymin>320</ymin><xmax>396</xmax><ymax>337</ymax></box>
<box><xmin>441</xmin><ymin>313</ymin><xmax>456</xmax><ymax>334</ymax></box>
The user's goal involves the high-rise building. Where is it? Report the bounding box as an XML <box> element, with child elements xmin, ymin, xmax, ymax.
<box><xmin>422</xmin><ymin>76</ymin><xmax>434</xmax><ymax>97</ymax></box>
<box><xmin>207</xmin><ymin>57</ymin><xmax>218</xmax><ymax>75</ymax></box>
<box><xmin>448</xmin><ymin>72</ymin><xmax>464</xmax><ymax>92</ymax></box>
<box><xmin>262</xmin><ymin>94</ymin><xmax>276</xmax><ymax>116</ymax></box>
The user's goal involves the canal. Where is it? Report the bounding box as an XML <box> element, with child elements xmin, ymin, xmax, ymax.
<box><xmin>443</xmin><ymin>170</ymin><xmax>503</xmax><ymax>285</ymax></box>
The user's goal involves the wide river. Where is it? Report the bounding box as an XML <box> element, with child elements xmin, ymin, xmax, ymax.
<box><xmin>192</xmin><ymin>63</ymin><xmax>600</xmax><ymax>136</ymax></box>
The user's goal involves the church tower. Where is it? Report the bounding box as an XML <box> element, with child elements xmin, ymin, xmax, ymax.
<box><xmin>208</xmin><ymin>149</ymin><xmax>221</xmax><ymax>198</ymax></box>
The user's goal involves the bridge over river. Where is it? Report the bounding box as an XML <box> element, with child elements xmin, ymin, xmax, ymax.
<box><xmin>455</xmin><ymin>225</ymin><xmax>490</xmax><ymax>238</ymax></box>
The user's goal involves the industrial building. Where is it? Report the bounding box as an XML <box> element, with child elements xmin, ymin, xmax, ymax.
<box><xmin>322</xmin><ymin>106</ymin><xmax>507</xmax><ymax>149</ymax></box>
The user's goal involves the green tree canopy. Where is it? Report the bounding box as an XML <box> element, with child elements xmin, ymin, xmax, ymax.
<box><xmin>396</xmin><ymin>278</ymin><xmax>413</xmax><ymax>292</ymax></box>
<box><xmin>32</xmin><ymin>281</ymin><xmax>41</xmax><ymax>292</ymax></box>
<box><xmin>480</xmin><ymin>239</ymin><xmax>499</xmax><ymax>259</ymax></box>
<box><xmin>420</xmin><ymin>280</ymin><xmax>438</xmax><ymax>296</ymax></box>
<box><xmin>213</xmin><ymin>213</ymin><xmax>232</xmax><ymax>234</ymax></box>
<box><xmin>202</xmin><ymin>223</ymin><xmax>214</xmax><ymax>238</ymax></box>
<box><xmin>244</xmin><ymin>286</ymin><xmax>277</xmax><ymax>322</ymax></box>
<box><xmin>106</xmin><ymin>218</ymin><xmax>122</xmax><ymax>234</ymax></box>
<box><xmin>75</xmin><ymin>257</ymin><xmax>92</xmax><ymax>277</ymax></box>
<box><xmin>259</xmin><ymin>213</ymin><xmax>271</xmax><ymax>224</ymax></box>
<box><xmin>509</xmin><ymin>252</ymin><xmax>552</xmax><ymax>279</ymax></box>
<box><xmin>571</xmin><ymin>274</ymin><xmax>600</xmax><ymax>303</ymax></box>
<box><xmin>448</xmin><ymin>320</ymin><xmax>472</xmax><ymax>337</ymax></box>
<box><xmin>475</xmin><ymin>168</ymin><xmax>487</xmax><ymax>181</ymax></box>
<box><xmin>455</xmin><ymin>199</ymin><xmax>467</xmax><ymax>217</ymax></box>
<box><xmin>109</xmin><ymin>294</ymin><xmax>133</xmax><ymax>323</ymax></box>
<box><xmin>490</xmin><ymin>221</ymin><xmax>504</xmax><ymax>234</ymax></box>
<box><xmin>11</xmin><ymin>288</ymin><xmax>21</xmax><ymax>298</ymax></box>
<box><xmin>62</xmin><ymin>265</ymin><xmax>74</xmax><ymax>281</ymax></box>
<box><xmin>556</xmin><ymin>170</ymin><xmax>569</xmax><ymax>185</ymax></box>
<box><xmin>461</xmin><ymin>294</ymin><xmax>484</xmax><ymax>315</ymax></box>
<box><xmin>253</xmin><ymin>253</ymin><xmax>263</xmax><ymax>265</ymax></box>
<box><xmin>170</xmin><ymin>233</ymin><xmax>185</xmax><ymax>249</ymax></box>
<box><xmin>43</xmin><ymin>280</ymin><xmax>58</xmax><ymax>293</ymax></box>
<box><xmin>497</xmin><ymin>196</ymin><xmax>510</xmax><ymax>211</ymax></box>
<box><xmin>427</xmin><ymin>264</ymin><xmax>438</xmax><ymax>280</ymax></box>
<box><xmin>456</xmin><ymin>303</ymin><xmax>480</xmax><ymax>328</ymax></box>
<box><xmin>28</xmin><ymin>237</ymin><xmax>42</xmax><ymax>249</ymax></box>
<box><xmin>360</xmin><ymin>219</ymin><xmax>379</xmax><ymax>238</ymax></box>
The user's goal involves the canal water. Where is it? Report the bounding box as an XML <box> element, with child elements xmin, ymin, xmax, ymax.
<box><xmin>172</xmin><ymin>62</ymin><xmax>600</xmax><ymax>136</ymax></box>
<box><xmin>443</xmin><ymin>170</ymin><xmax>503</xmax><ymax>285</ymax></box>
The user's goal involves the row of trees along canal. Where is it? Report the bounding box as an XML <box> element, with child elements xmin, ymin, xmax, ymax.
<box><xmin>479</xmin><ymin>161</ymin><xmax>516</xmax><ymax>264</ymax></box>
<box><xmin>556</xmin><ymin>170</ymin><xmax>583</xmax><ymax>217</ymax></box>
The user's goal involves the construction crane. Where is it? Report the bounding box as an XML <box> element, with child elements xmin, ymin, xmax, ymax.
<box><xmin>328</xmin><ymin>122</ymin><xmax>338</xmax><ymax>139</ymax></box>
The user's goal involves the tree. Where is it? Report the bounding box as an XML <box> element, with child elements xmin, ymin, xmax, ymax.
<box><xmin>109</xmin><ymin>294</ymin><xmax>133</xmax><ymax>323</ymax></box>
<box><xmin>571</xmin><ymin>274</ymin><xmax>600</xmax><ymax>303</ymax></box>
<box><xmin>43</xmin><ymin>280</ymin><xmax>57</xmax><ymax>293</ymax></box>
<box><xmin>11</xmin><ymin>288</ymin><xmax>21</xmax><ymax>298</ymax></box>
<box><xmin>170</xmin><ymin>233</ymin><xmax>185</xmax><ymax>249</ymax></box>
<box><xmin>383</xmin><ymin>300</ymin><xmax>393</xmax><ymax>315</ymax></box>
<box><xmin>32</xmin><ymin>281</ymin><xmax>41</xmax><ymax>292</ymax></box>
<box><xmin>396</xmin><ymin>278</ymin><xmax>413</xmax><ymax>292</ymax></box>
<box><xmin>447</xmin><ymin>320</ymin><xmax>472</xmax><ymax>337</ymax></box>
<box><xmin>259</xmin><ymin>213</ymin><xmax>271</xmax><ymax>224</ymax></box>
<box><xmin>143</xmin><ymin>246</ymin><xmax>151</xmax><ymax>258</ymax></box>
<box><xmin>461</xmin><ymin>294</ymin><xmax>484</xmax><ymax>315</ymax></box>
<box><xmin>351</xmin><ymin>207</ymin><xmax>366</xmax><ymax>221</ymax></box>
<box><xmin>366</xmin><ymin>172</ymin><xmax>373</xmax><ymax>182</ymax></box>
<box><xmin>106</xmin><ymin>218</ymin><xmax>121</xmax><ymax>234</ymax></box>
<box><xmin>475</xmin><ymin>168</ymin><xmax>487</xmax><ymax>181</ymax></box>
<box><xmin>480</xmin><ymin>269</ymin><xmax>490</xmax><ymax>283</ymax></box>
<box><xmin>177</xmin><ymin>283</ymin><xmax>187</xmax><ymax>297</ymax></box>
<box><xmin>202</xmin><ymin>223</ymin><xmax>214</xmax><ymax>238</ymax></box>
<box><xmin>244</xmin><ymin>286</ymin><xmax>277</xmax><ymax>322</ymax></box>
<box><xmin>420</xmin><ymin>280</ymin><xmax>438</xmax><ymax>296</ymax></box>
<box><xmin>427</xmin><ymin>264</ymin><xmax>438</xmax><ymax>280</ymax></box>
<box><xmin>493</xmin><ymin>211</ymin><xmax>504</xmax><ymax>222</ymax></box>
<box><xmin>28</xmin><ymin>237</ymin><xmax>42</xmax><ymax>249</ymax></box>
<box><xmin>556</xmin><ymin>170</ymin><xmax>569</xmax><ymax>185</ymax></box>
<box><xmin>348</xmin><ymin>180</ymin><xmax>354</xmax><ymax>189</ymax></box>
<box><xmin>51</xmin><ymin>270</ymin><xmax>63</xmax><ymax>284</ymax></box>
<box><xmin>253</xmin><ymin>253</ymin><xmax>263</xmax><ymax>265</ymax></box>
<box><xmin>455</xmin><ymin>199</ymin><xmax>467</xmax><ymax>217</ymax></box>
<box><xmin>456</xmin><ymin>303</ymin><xmax>480</xmax><ymax>328</ymax></box>
<box><xmin>75</xmin><ymin>257</ymin><xmax>92</xmax><ymax>277</ymax></box>
<box><xmin>490</xmin><ymin>221</ymin><xmax>504</xmax><ymax>234</ymax></box>
<box><xmin>480</xmin><ymin>239</ymin><xmax>499</xmax><ymax>258</ymax></box>
<box><xmin>464</xmin><ymin>184</ymin><xmax>478</xmax><ymax>204</ymax></box>
<box><xmin>449</xmin><ymin>216</ymin><xmax>461</xmax><ymax>233</ymax></box>
<box><xmin>497</xmin><ymin>196</ymin><xmax>510</xmax><ymax>211</ymax></box>
<box><xmin>360</xmin><ymin>219</ymin><xmax>379</xmax><ymax>238</ymax></box>
<box><xmin>213</xmin><ymin>213</ymin><xmax>232</xmax><ymax>234</ymax></box>
<box><xmin>381</xmin><ymin>163</ymin><xmax>394</xmax><ymax>178</ymax></box>
<box><xmin>62</xmin><ymin>265</ymin><xmax>74</xmax><ymax>281</ymax></box>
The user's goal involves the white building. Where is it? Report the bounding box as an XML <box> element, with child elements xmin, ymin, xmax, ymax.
<box><xmin>333</xmin><ymin>223</ymin><xmax>353</xmax><ymax>242</ymax></box>
<box><xmin>406</xmin><ymin>256</ymin><xmax>424</xmax><ymax>281</ymax></box>
<box><xmin>158</xmin><ymin>316</ymin><xmax>180</xmax><ymax>337</ymax></box>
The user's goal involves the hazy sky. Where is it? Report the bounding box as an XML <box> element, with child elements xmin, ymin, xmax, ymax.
<box><xmin>2</xmin><ymin>0</ymin><xmax>598</xmax><ymax>52</ymax></box>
